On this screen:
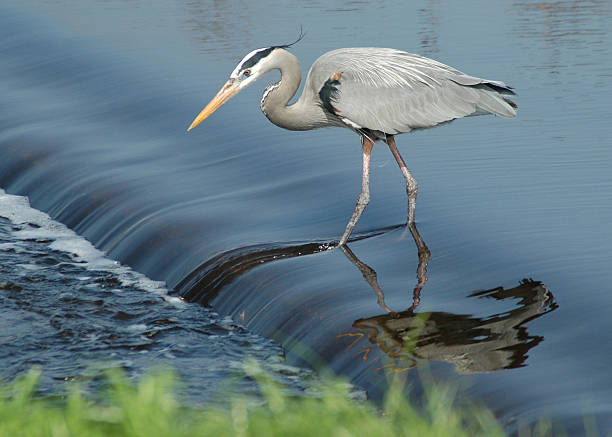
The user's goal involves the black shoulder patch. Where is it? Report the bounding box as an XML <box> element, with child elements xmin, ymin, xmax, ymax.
<box><xmin>319</xmin><ymin>73</ymin><xmax>342</xmax><ymax>115</ymax></box>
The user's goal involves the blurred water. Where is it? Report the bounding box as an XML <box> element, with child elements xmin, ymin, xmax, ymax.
<box><xmin>0</xmin><ymin>189</ymin><xmax>315</xmax><ymax>401</ymax></box>
<box><xmin>1</xmin><ymin>0</ymin><xmax>611</xmax><ymax>434</ymax></box>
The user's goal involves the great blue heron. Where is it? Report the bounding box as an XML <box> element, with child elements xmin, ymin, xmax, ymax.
<box><xmin>188</xmin><ymin>42</ymin><xmax>517</xmax><ymax>246</ymax></box>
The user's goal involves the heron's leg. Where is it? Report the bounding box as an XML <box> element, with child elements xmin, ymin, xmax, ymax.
<box><xmin>339</xmin><ymin>136</ymin><xmax>374</xmax><ymax>246</ymax></box>
<box><xmin>385</xmin><ymin>136</ymin><xmax>418</xmax><ymax>224</ymax></box>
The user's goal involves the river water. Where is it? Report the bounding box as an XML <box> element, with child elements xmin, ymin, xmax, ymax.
<box><xmin>0</xmin><ymin>188</ymin><xmax>317</xmax><ymax>402</ymax></box>
<box><xmin>1</xmin><ymin>0</ymin><xmax>611</xmax><ymax>434</ymax></box>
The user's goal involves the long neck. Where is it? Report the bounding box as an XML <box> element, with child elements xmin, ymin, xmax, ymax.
<box><xmin>260</xmin><ymin>49</ymin><xmax>327</xmax><ymax>131</ymax></box>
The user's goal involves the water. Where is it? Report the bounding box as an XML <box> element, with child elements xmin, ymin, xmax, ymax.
<box><xmin>1</xmin><ymin>0</ymin><xmax>611</xmax><ymax>434</ymax></box>
<box><xmin>0</xmin><ymin>189</ymin><xmax>314</xmax><ymax>401</ymax></box>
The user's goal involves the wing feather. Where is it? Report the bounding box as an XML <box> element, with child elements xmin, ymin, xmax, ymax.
<box><xmin>306</xmin><ymin>48</ymin><xmax>517</xmax><ymax>135</ymax></box>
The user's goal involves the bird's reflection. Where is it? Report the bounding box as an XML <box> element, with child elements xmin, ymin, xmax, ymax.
<box><xmin>340</xmin><ymin>221</ymin><xmax>430</xmax><ymax>314</ymax></box>
<box><xmin>176</xmin><ymin>224</ymin><xmax>405</xmax><ymax>305</ymax></box>
<box><xmin>177</xmin><ymin>224</ymin><xmax>557</xmax><ymax>375</ymax></box>
<box><xmin>340</xmin><ymin>279</ymin><xmax>557</xmax><ymax>374</ymax></box>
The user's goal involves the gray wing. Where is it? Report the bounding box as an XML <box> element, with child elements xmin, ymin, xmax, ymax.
<box><xmin>306</xmin><ymin>48</ymin><xmax>517</xmax><ymax>135</ymax></box>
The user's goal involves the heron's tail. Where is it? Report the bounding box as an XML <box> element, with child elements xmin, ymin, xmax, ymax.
<box><xmin>473</xmin><ymin>83</ymin><xmax>517</xmax><ymax>118</ymax></box>
<box><xmin>451</xmin><ymin>76</ymin><xmax>518</xmax><ymax>118</ymax></box>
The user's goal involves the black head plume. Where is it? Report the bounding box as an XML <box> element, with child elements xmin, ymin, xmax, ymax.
<box><xmin>232</xmin><ymin>27</ymin><xmax>306</xmax><ymax>75</ymax></box>
<box><xmin>275</xmin><ymin>26</ymin><xmax>306</xmax><ymax>50</ymax></box>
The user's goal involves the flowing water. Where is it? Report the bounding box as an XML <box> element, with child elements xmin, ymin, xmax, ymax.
<box><xmin>0</xmin><ymin>188</ymin><xmax>316</xmax><ymax>402</ymax></box>
<box><xmin>1</xmin><ymin>0</ymin><xmax>611</xmax><ymax>434</ymax></box>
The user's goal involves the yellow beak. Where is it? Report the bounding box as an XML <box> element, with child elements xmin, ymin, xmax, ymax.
<box><xmin>187</xmin><ymin>80</ymin><xmax>240</xmax><ymax>131</ymax></box>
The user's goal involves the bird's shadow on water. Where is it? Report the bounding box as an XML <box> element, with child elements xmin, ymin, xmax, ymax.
<box><xmin>175</xmin><ymin>222</ymin><xmax>558</xmax><ymax>374</ymax></box>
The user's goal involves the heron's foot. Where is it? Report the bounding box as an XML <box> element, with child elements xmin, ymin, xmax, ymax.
<box><xmin>336</xmin><ymin>331</ymin><xmax>366</xmax><ymax>350</ymax></box>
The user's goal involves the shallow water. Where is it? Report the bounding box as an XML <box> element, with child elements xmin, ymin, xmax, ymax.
<box><xmin>1</xmin><ymin>0</ymin><xmax>612</xmax><ymax>434</ymax></box>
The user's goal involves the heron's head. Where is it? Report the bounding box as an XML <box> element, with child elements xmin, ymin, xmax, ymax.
<box><xmin>187</xmin><ymin>47</ymin><xmax>279</xmax><ymax>131</ymax></box>
<box><xmin>188</xmin><ymin>29</ymin><xmax>305</xmax><ymax>131</ymax></box>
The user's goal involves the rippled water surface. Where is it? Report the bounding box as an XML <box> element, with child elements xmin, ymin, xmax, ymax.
<box><xmin>1</xmin><ymin>0</ymin><xmax>611</xmax><ymax>434</ymax></box>
<box><xmin>0</xmin><ymin>189</ymin><xmax>314</xmax><ymax>401</ymax></box>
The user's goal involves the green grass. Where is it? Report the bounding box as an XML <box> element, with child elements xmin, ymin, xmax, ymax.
<box><xmin>0</xmin><ymin>362</ymin><xmax>509</xmax><ymax>437</ymax></box>
<box><xmin>10</xmin><ymin>360</ymin><xmax>596</xmax><ymax>437</ymax></box>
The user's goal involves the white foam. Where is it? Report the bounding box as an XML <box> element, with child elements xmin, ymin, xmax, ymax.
<box><xmin>0</xmin><ymin>188</ymin><xmax>182</xmax><ymax>304</ymax></box>
<box><xmin>0</xmin><ymin>242</ymin><xmax>27</xmax><ymax>253</ymax></box>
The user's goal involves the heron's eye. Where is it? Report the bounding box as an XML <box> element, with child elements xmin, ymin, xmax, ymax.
<box><xmin>243</xmin><ymin>69</ymin><xmax>252</xmax><ymax>77</ymax></box>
